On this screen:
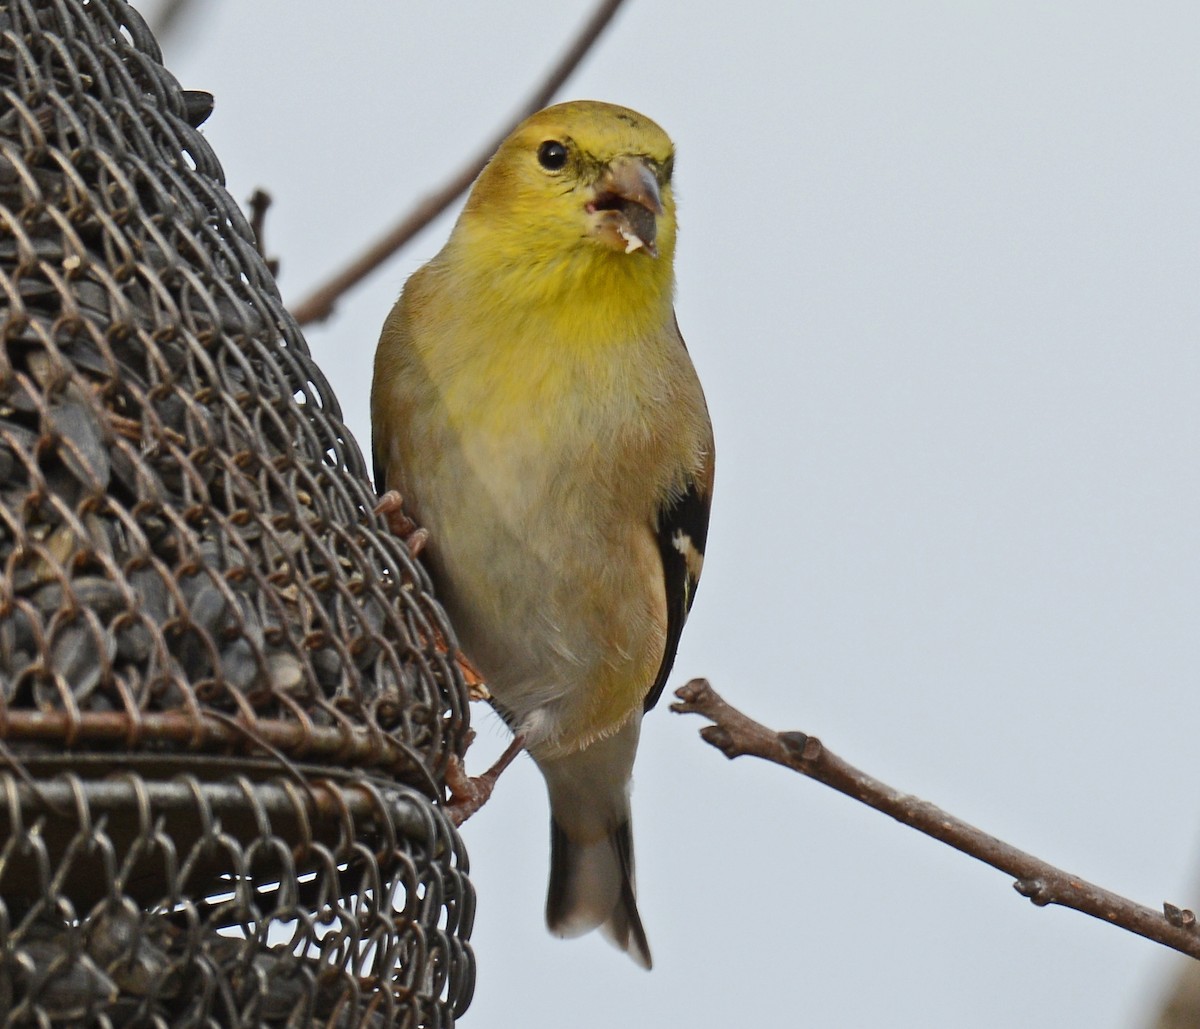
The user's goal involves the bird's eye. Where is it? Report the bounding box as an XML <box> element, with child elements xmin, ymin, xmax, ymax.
<box><xmin>537</xmin><ymin>140</ymin><xmax>569</xmax><ymax>171</ymax></box>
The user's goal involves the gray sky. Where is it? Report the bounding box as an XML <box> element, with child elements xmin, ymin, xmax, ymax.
<box><xmin>151</xmin><ymin>2</ymin><xmax>1200</xmax><ymax>1025</ymax></box>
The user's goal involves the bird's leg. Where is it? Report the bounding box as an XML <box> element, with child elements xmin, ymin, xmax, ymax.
<box><xmin>445</xmin><ymin>734</ymin><xmax>527</xmax><ymax>826</ymax></box>
<box><xmin>374</xmin><ymin>493</ymin><xmax>492</xmax><ymax>700</ymax></box>
<box><xmin>374</xmin><ymin>490</ymin><xmax>430</xmax><ymax>557</ymax></box>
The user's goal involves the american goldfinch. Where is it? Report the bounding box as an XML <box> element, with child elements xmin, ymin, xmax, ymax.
<box><xmin>371</xmin><ymin>100</ymin><xmax>714</xmax><ymax>969</ymax></box>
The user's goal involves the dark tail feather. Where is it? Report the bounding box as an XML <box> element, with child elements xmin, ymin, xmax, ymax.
<box><xmin>546</xmin><ymin>816</ymin><xmax>652</xmax><ymax>969</ymax></box>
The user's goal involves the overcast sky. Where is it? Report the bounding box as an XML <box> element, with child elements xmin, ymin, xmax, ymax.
<box><xmin>148</xmin><ymin>3</ymin><xmax>1200</xmax><ymax>1026</ymax></box>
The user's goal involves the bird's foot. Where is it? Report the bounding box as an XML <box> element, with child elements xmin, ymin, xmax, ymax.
<box><xmin>375</xmin><ymin>493</ymin><xmax>489</xmax><ymax>699</ymax></box>
<box><xmin>375</xmin><ymin>490</ymin><xmax>430</xmax><ymax>557</ymax></box>
<box><xmin>455</xmin><ymin>651</ymin><xmax>491</xmax><ymax>701</ymax></box>
<box><xmin>444</xmin><ymin>734</ymin><xmax>526</xmax><ymax>827</ymax></box>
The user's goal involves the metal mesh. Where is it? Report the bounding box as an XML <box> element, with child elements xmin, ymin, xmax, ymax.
<box><xmin>0</xmin><ymin>0</ymin><xmax>475</xmax><ymax>1023</ymax></box>
<box><xmin>0</xmin><ymin>772</ymin><xmax>474</xmax><ymax>1026</ymax></box>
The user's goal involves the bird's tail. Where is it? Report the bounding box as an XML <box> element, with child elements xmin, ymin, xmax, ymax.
<box><xmin>538</xmin><ymin>717</ymin><xmax>652</xmax><ymax>969</ymax></box>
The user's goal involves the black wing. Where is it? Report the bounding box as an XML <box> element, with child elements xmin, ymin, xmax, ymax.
<box><xmin>372</xmin><ymin>448</ymin><xmax>388</xmax><ymax>498</ymax></box>
<box><xmin>643</xmin><ymin>472</ymin><xmax>712</xmax><ymax>712</ymax></box>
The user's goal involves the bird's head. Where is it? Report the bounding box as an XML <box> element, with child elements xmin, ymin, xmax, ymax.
<box><xmin>456</xmin><ymin>101</ymin><xmax>677</xmax><ymax>306</ymax></box>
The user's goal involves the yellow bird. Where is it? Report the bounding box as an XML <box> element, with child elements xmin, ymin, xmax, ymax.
<box><xmin>371</xmin><ymin>100</ymin><xmax>714</xmax><ymax>969</ymax></box>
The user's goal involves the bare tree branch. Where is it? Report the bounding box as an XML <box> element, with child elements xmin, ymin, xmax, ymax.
<box><xmin>1149</xmin><ymin>958</ymin><xmax>1200</xmax><ymax>1028</ymax></box>
<box><xmin>290</xmin><ymin>0</ymin><xmax>630</xmax><ymax>327</ymax></box>
<box><xmin>671</xmin><ymin>678</ymin><xmax>1200</xmax><ymax>961</ymax></box>
<box><xmin>248</xmin><ymin>188</ymin><xmax>279</xmax><ymax>277</ymax></box>
<box><xmin>147</xmin><ymin>0</ymin><xmax>197</xmax><ymax>43</ymax></box>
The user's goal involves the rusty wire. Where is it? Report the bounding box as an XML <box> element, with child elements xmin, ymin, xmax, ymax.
<box><xmin>0</xmin><ymin>0</ymin><xmax>476</xmax><ymax>1022</ymax></box>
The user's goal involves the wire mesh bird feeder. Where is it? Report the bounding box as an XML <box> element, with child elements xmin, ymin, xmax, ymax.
<box><xmin>0</xmin><ymin>0</ymin><xmax>475</xmax><ymax>1024</ymax></box>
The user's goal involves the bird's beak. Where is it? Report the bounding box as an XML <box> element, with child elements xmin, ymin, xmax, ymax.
<box><xmin>586</xmin><ymin>156</ymin><xmax>663</xmax><ymax>258</ymax></box>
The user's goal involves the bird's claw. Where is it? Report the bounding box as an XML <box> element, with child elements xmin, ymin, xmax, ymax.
<box><xmin>443</xmin><ymin>735</ymin><xmax>526</xmax><ymax>827</ymax></box>
<box><xmin>444</xmin><ymin>755</ymin><xmax>494</xmax><ymax>827</ymax></box>
<box><xmin>375</xmin><ymin>490</ymin><xmax>429</xmax><ymax>557</ymax></box>
<box><xmin>455</xmin><ymin>651</ymin><xmax>491</xmax><ymax>701</ymax></box>
<box><xmin>373</xmin><ymin>494</ymin><xmax>490</xmax><ymax>697</ymax></box>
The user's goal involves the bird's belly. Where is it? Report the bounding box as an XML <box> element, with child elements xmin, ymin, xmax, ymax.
<box><xmin>417</xmin><ymin>429</ymin><xmax>666</xmax><ymax>757</ymax></box>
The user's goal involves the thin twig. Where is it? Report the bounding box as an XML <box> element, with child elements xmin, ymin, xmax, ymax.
<box><xmin>290</xmin><ymin>0</ymin><xmax>629</xmax><ymax>327</ymax></box>
<box><xmin>247</xmin><ymin>189</ymin><xmax>279</xmax><ymax>278</ymax></box>
<box><xmin>671</xmin><ymin>678</ymin><xmax>1200</xmax><ymax>961</ymax></box>
<box><xmin>147</xmin><ymin>0</ymin><xmax>197</xmax><ymax>42</ymax></box>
